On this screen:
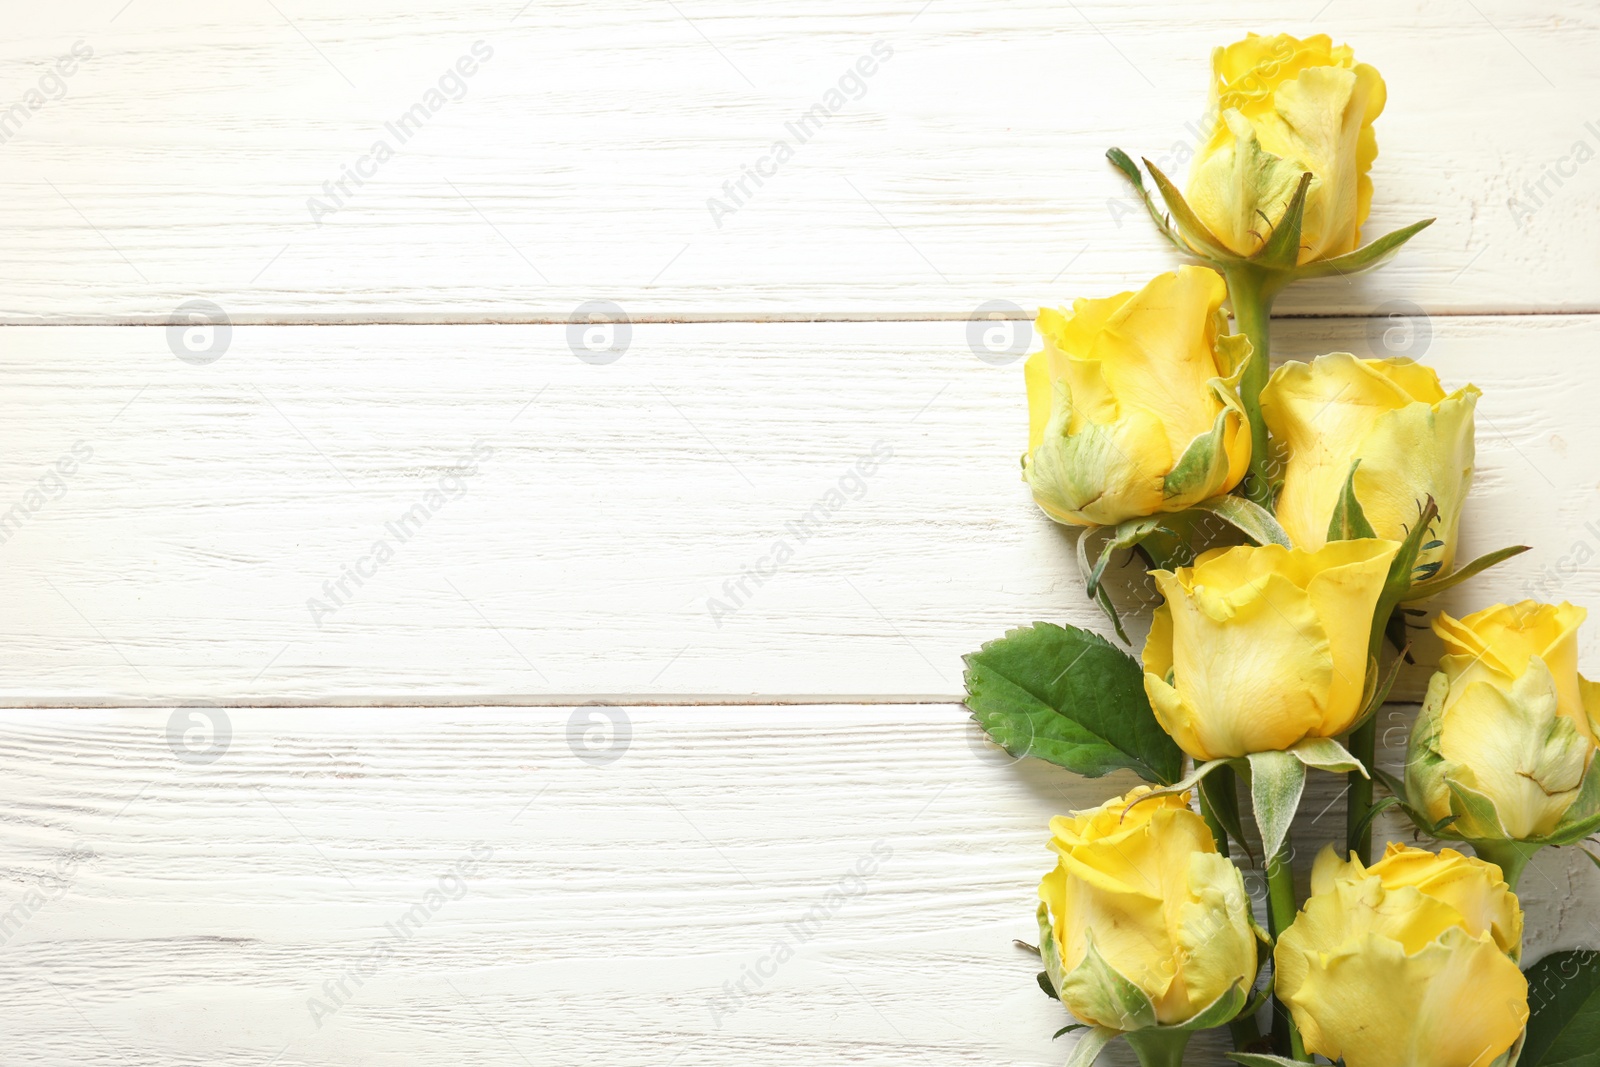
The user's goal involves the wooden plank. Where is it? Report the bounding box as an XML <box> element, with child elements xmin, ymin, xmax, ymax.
<box><xmin>0</xmin><ymin>1</ymin><xmax>1597</xmax><ymax>319</ymax></box>
<box><xmin>0</xmin><ymin>705</ymin><xmax>1590</xmax><ymax>1066</ymax></box>
<box><xmin>1</xmin><ymin>315</ymin><xmax>1593</xmax><ymax>703</ymax></box>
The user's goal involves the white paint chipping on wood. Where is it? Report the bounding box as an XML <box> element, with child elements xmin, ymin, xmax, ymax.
<box><xmin>0</xmin><ymin>706</ymin><xmax>1590</xmax><ymax>1067</ymax></box>
<box><xmin>0</xmin><ymin>1</ymin><xmax>1597</xmax><ymax>319</ymax></box>
<box><xmin>1</xmin><ymin>315</ymin><xmax>1595</xmax><ymax>703</ymax></box>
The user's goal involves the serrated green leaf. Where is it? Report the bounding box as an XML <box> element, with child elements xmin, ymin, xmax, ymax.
<box><xmin>1521</xmin><ymin>949</ymin><xmax>1600</xmax><ymax>1066</ymax></box>
<box><xmin>963</xmin><ymin>622</ymin><xmax>1183</xmax><ymax>783</ymax></box>
<box><xmin>1404</xmin><ymin>544</ymin><xmax>1532</xmax><ymax>602</ymax></box>
<box><xmin>1192</xmin><ymin>494</ymin><xmax>1292</xmax><ymax>547</ymax></box>
<box><xmin>1293</xmin><ymin>217</ymin><xmax>1435</xmax><ymax>279</ymax></box>
<box><xmin>1247</xmin><ymin>750</ymin><xmax>1307</xmax><ymax>861</ymax></box>
<box><xmin>1327</xmin><ymin>460</ymin><xmax>1377</xmax><ymax>541</ymax></box>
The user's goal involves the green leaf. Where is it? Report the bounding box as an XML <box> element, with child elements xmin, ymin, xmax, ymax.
<box><xmin>1404</xmin><ymin>544</ymin><xmax>1531</xmax><ymax>602</ymax></box>
<box><xmin>1327</xmin><ymin>460</ymin><xmax>1377</xmax><ymax>541</ymax></box>
<box><xmin>1521</xmin><ymin>949</ymin><xmax>1600</xmax><ymax>1066</ymax></box>
<box><xmin>1064</xmin><ymin>1025</ymin><xmax>1122</xmax><ymax>1067</ymax></box>
<box><xmin>1192</xmin><ymin>495</ymin><xmax>1292</xmax><ymax>547</ymax></box>
<box><xmin>1226</xmin><ymin>1056</ymin><xmax>1307</xmax><ymax>1067</ymax></box>
<box><xmin>963</xmin><ymin>622</ymin><xmax>1184</xmax><ymax>784</ymax></box>
<box><xmin>1293</xmin><ymin>217</ymin><xmax>1435</xmax><ymax>279</ymax></box>
<box><xmin>1247</xmin><ymin>749</ymin><xmax>1307</xmax><ymax>860</ymax></box>
<box><xmin>1252</xmin><ymin>171</ymin><xmax>1313</xmax><ymax>270</ymax></box>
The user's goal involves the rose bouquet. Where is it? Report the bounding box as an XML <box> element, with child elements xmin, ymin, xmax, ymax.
<box><xmin>965</xmin><ymin>32</ymin><xmax>1600</xmax><ymax>1067</ymax></box>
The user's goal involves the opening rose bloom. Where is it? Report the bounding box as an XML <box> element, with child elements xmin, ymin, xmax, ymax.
<box><xmin>1023</xmin><ymin>266</ymin><xmax>1251</xmax><ymax>527</ymax></box>
<box><xmin>1143</xmin><ymin>540</ymin><xmax>1398</xmax><ymax>760</ymax></box>
<box><xmin>1275</xmin><ymin>844</ymin><xmax>1527</xmax><ymax>1067</ymax></box>
<box><xmin>1185</xmin><ymin>33</ymin><xmax>1386</xmax><ymax>263</ymax></box>
<box><xmin>1408</xmin><ymin>601</ymin><xmax>1600</xmax><ymax>842</ymax></box>
<box><xmin>1037</xmin><ymin>788</ymin><xmax>1255</xmax><ymax>1030</ymax></box>
<box><xmin>1262</xmin><ymin>353</ymin><xmax>1478</xmax><ymax>573</ymax></box>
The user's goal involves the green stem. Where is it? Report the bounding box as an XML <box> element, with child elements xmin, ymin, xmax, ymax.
<box><xmin>1467</xmin><ymin>839</ymin><xmax>1542</xmax><ymax>891</ymax></box>
<box><xmin>1265</xmin><ymin>847</ymin><xmax>1308</xmax><ymax>1062</ymax></box>
<box><xmin>1123</xmin><ymin>1028</ymin><xmax>1191</xmax><ymax>1067</ymax></box>
<box><xmin>1222</xmin><ymin>265</ymin><xmax>1284</xmax><ymax>510</ymax></box>
<box><xmin>1347</xmin><ymin>720</ymin><xmax>1376</xmax><ymax>866</ymax></box>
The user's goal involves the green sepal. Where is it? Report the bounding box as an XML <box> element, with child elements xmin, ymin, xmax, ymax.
<box><xmin>1404</xmin><ymin>544</ymin><xmax>1532</xmax><ymax>602</ymax></box>
<box><xmin>1164</xmin><ymin>405</ymin><xmax>1238</xmax><ymax>499</ymax></box>
<box><xmin>1289</xmin><ymin>736</ymin><xmax>1367</xmax><ymax>776</ymax></box>
<box><xmin>1123</xmin><ymin>756</ymin><xmax>1240</xmax><ymax>813</ymax></box>
<box><xmin>1246</xmin><ymin>749</ymin><xmax>1307</xmax><ymax>861</ymax></box>
<box><xmin>1037</xmin><ymin>970</ymin><xmax>1058</xmax><ymax>1000</ymax></box>
<box><xmin>1448</xmin><ymin>777</ymin><xmax>1511</xmax><ymax>841</ymax></box>
<box><xmin>1252</xmin><ymin>171</ymin><xmax>1313</xmax><ymax>271</ymax></box>
<box><xmin>1143</xmin><ymin>158</ymin><xmax>1237</xmax><ymax>262</ymax></box>
<box><xmin>1165</xmin><ymin>980</ymin><xmax>1250</xmax><ymax>1032</ymax></box>
<box><xmin>1191</xmin><ymin>494</ymin><xmax>1291</xmax><ymax>547</ymax></box>
<box><xmin>1038</xmin><ymin>902</ymin><xmax>1069</xmax><ymax>1001</ymax></box>
<box><xmin>1106</xmin><ymin>148</ymin><xmax>1191</xmax><ymax>257</ymax></box>
<box><xmin>1368</xmin><ymin>496</ymin><xmax>1439</xmax><ymax>664</ymax></box>
<box><xmin>1347</xmin><ymin>795</ymin><xmax>1403</xmax><ymax>855</ymax></box>
<box><xmin>1347</xmin><ymin>648</ymin><xmax>1408</xmax><ymax>735</ymax></box>
<box><xmin>1199</xmin><ymin>764</ymin><xmax>1253</xmax><ymax>864</ymax></box>
<box><xmin>1067</xmin><ymin>933</ymin><xmax>1159</xmax><ymax>1032</ymax></box>
<box><xmin>1327</xmin><ymin>460</ymin><xmax>1377</xmax><ymax>541</ymax></box>
<box><xmin>1063</xmin><ymin>1025</ymin><xmax>1122</xmax><ymax>1067</ymax></box>
<box><xmin>1544</xmin><ymin>755</ymin><xmax>1600</xmax><ymax>845</ymax></box>
<box><xmin>1292</xmin><ymin>217</ymin><xmax>1436</xmax><ymax>279</ymax></box>
<box><xmin>964</xmin><ymin>622</ymin><xmax>1184</xmax><ymax>783</ymax></box>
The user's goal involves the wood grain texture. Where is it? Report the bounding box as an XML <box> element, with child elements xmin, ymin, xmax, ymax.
<box><xmin>1</xmin><ymin>1</ymin><xmax>1598</xmax><ymax>320</ymax></box>
<box><xmin>0</xmin><ymin>705</ymin><xmax>1591</xmax><ymax>1066</ymax></box>
<box><xmin>2</xmin><ymin>315</ymin><xmax>1594</xmax><ymax>703</ymax></box>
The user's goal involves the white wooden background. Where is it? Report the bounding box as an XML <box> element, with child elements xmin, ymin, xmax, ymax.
<box><xmin>4</xmin><ymin>2</ymin><xmax>1599</xmax><ymax>1064</ymax></box>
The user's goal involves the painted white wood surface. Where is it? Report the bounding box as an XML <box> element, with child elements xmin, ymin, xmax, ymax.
<box><xmin>0</xmin><ymin>705</ymin><xmax>1592</xmax><ymax>1067</ymax></box>
<box><xmin>5</xmin><ymin>3</ymin><xmax>1599</xmax><ymax>1063</ymax></box>
<box><xmin>1</xmin><ymin>1</ymin><xmax>1598</xmax><ymax>320</ymax></box>
<box><xmin>2</xmin><ymin>315</ymin><xmax>1595</xmax><ymax>703</ymax></box>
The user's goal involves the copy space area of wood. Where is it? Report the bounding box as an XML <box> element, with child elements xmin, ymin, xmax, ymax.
<box><xmin>0</xmin><ymin>1</ymin><xmax>1597</xmax><ymax>319</ymax></box>
<box><xmin>1</xmin><ymin>706</ymin><xmax>1592</xmax><ymax>1067</ymax></box>
<box><xmin>1</xmin><ymin>316</ymin><xmax>1594</xmax><ymax>703</ymax></box>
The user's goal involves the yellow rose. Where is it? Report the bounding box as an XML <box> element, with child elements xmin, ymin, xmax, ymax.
<box><xmin>1037</xmin><ymin>787</ymin><xmax>1255</xmax><ymax>1030</ymax></box>
<box><xmin>1261</xmin><ymin>353</ymin><xmax>1478</xmax><ymax>573</ymax></box>
<box><xmin>1143</xmin><ymin>539</ymin><xmax>1399</xmax><ymax>760</ymax></box>
<box><xmin>1275</xmin><ymin>844</ymin><xmax>1527</xmax><ymax>1067</ymax></box>
<box><xmin>1024</xmin><ymin>266</ymin><xmax>1251</xmax><ymax>527</ymax></box>
<box><xmin>1185</xmin><ymin>33</ymin><xmax>1386</xmax><ymax>263</ymax></box>
<box><xmin>1408</xmin><ymin>601</ymin><xmax>1600</xmax><ymax>844</ymax></box>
